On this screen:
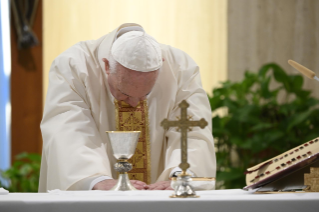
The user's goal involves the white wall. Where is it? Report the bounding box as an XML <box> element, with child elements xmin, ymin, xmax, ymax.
<box><xmin>43</xmin><ymin>0</ymin><xmax>228</xmax><ymax>102</ymax></box>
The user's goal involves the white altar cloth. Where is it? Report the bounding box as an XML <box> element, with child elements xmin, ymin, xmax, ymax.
<box><xmin>0</xmin><ymin>189</ymin><xmax>318</xmax><ymax>212</ymax></box>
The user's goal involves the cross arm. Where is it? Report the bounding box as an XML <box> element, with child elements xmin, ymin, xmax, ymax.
<box><xmin>160</xmin><ymin>119</ymin><xmax>181</xmax><ymax>130</ymax></box>
<box><xmin>187</xmin><ymin>119</ymin><xmax>208</xmax><ymax>129</ymax></box>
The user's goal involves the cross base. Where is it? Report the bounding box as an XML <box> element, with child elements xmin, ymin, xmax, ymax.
<box><xmin>170</xmin><ymin>174</ymin><xmax>199</xmax><ymax>198</ymax></box>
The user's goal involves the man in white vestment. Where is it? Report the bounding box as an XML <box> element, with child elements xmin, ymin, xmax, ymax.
<box><xmin>39</xmin><ymin>23</ymin><xmax>216</xmax><ymax>192</ymax></box>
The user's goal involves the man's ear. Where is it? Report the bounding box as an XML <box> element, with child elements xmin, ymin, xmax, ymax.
<box><xmin>102</xmin><ymin>58</ymin><xmax>110</xmax><ymax>75</ymax></box>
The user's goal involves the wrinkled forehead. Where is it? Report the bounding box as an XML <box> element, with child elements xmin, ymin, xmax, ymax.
<box><xmin>115</xmin><ymin>65</ymin><xmax>158</xmax><ymax>96</ymax></box>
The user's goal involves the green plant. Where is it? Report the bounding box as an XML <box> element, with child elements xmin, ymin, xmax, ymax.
<box><xmin>0</xmin><ymin>152</ymin><xmax>41</xmax><ymax>192</ymax></box>
<box><xmin>209</xmin><ymin>63</ymin><xmax>319</xmax><ymax>189</ymax></box>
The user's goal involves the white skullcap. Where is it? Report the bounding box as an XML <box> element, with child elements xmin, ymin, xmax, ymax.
<box><xmin>111</xmin><ymin>31</ymin><xmax>162</xmax><ymax>72</ymax></box>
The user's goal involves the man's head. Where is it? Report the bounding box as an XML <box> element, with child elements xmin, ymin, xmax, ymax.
<box><xmin>103</xmin><ymin>30</ymin><xmax>162</xmax><ymax>107</ymax></box>
<box><xmin>103</xmin><ymin>57</ymin><xmax>159</xmax><ymax>107</ymax></box>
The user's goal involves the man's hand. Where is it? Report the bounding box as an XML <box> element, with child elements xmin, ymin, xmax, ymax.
<box><xmin>147</xmin><ymin>181</ymin><xmax>173</xmax><ymax>190</ymax></box>
<box><xmin>92</xmin><ymin>179</ymin><xmax>148</xmax><ymax>190</ymax></box>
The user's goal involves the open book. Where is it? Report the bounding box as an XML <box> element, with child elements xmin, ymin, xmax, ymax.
<box><xmin>244</xmin><ymin>137</ymin><xmax>319</xmax><ymax>192</ymax></box>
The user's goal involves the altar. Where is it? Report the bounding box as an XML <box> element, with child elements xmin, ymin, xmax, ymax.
<box><xmin>0</xmin><ymin>189</ymin><xmax>318</xmax><ymax>212</ymax></box>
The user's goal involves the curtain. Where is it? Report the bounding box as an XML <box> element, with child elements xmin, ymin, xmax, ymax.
<box><xmin>0</xmin><ymin>0</ymin><xmax>11</xmax><ymax>171</ymax></box>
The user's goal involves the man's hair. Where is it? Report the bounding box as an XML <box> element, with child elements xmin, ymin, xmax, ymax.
<box><xmin>108</xmin><ymin>54</ymin><xmax>118</xmax><ymax>74</ymax></box>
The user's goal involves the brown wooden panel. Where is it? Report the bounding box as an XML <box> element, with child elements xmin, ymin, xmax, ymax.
<box><xmin>11</xmin><ymin>0</ymin><xmax>43</xmax><ymax>162</ymax></box>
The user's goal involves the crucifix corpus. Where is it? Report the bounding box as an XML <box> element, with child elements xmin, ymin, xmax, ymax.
<box><xmin>161</xmin><ymin>100</ymin><xmax>208</xmax><ymax>198</ymax></box>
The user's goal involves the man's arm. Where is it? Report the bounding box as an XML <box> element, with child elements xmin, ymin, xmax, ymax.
<box><xmin>69</xmin><ymin>175</ymin><xmax>147</xmax><ymax>190</ymax></box>
<box><xmin>40</xmin><ymin>57</ymin><xmax>112</xmax><ymax>191</ymax></box>
<box><xmin>92</xmin><ymin>179</ymin><xmax>148</xmax><ymax>190</ymax></box>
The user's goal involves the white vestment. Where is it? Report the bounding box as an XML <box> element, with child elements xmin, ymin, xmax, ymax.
<box><xmin>39</xmin><ymin>24</ymin><xmax>216</xmax><ymax>192</ymax></box>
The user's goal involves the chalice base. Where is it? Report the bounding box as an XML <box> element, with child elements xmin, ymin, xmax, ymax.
<box><xmin>110</xmin><ymin>173</ymin><xmax>137</xmax><ymax>191</ymax></box>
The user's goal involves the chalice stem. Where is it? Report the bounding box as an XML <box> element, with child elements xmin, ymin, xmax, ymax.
<box><xmin>110</xmin><ymin>173</ymin><xmax>137</xmax><ymax>191</ymax></box>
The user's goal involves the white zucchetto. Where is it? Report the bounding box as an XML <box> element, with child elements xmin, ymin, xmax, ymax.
<box><xmin>111</xmin><ymin>31</ymin><xmax>163</xmax><ymax>72</ymax></box>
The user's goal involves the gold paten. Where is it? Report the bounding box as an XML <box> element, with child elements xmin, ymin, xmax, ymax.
<box><xmin>170</xmin><ymin>177</ymin><xmax>216</xmax><ymax>181</ymax></box>
<box><xmin>161</xmin><ymin>100</ymin><xmax>208</xmax><ymax>198</ymax></box>
<box><xmin>170</xmin><ymin>177</ymin><xmax>216</xmax><ymax>191</ymax></box>
<box><xmin>115</xmin><ymin>100</ymin><xmax>151</xmax><ymax>184</ymax></box>
<box><xmin>304</xmin><ymin>167</ymin><xmax>319</xmax><ymax>192</ymax></box>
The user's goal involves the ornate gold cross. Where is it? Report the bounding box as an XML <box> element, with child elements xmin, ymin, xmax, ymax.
<box><xmin>161</xmin><ymin>100</ymin><xmax>208</xmax><ymax>175</ymax></box>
